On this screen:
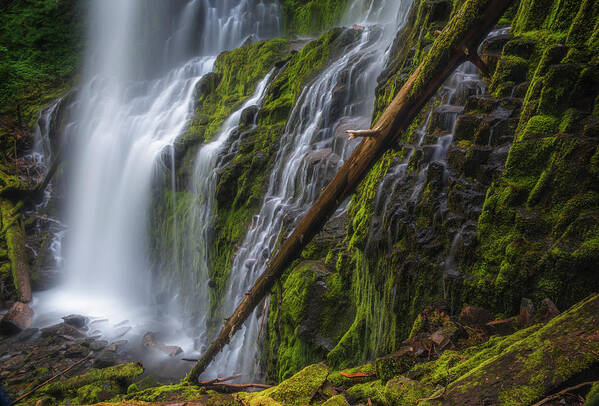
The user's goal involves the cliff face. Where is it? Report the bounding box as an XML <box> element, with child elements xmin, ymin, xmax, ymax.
<box><xmin>262</xmin><ymin>0</ymin><xmax>599</xmax><ymax>381</ymax></box>
<box><xmin>1</xmin><ymin>0</ymin><xmax>598</xmax><ymax>400</ymax></box>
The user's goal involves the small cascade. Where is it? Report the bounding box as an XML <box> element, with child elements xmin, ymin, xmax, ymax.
<box><xmin>163</xmin><ymin>70</ymin><xmax>275</xmax><ymax>346</ymax></box>
<box><xmin>369</xmin><ymin>61</ymin><xmax>486</xmax><ymax>251</ymax></box>
<box><xmin>207</xmin><ymin>0</ymin><xmax>415</xmax><ymax>380</ymax></box>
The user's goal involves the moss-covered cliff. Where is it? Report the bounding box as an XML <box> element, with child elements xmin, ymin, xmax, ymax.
<box><xmin>263</xmin><ymin>0</ymin><xmax>599</xmax><ymax>383</ymax></box>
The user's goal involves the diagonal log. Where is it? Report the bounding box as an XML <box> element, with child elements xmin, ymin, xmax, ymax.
<box><xmin>185</xmin><ymin>0</ymin><xmax>514</xmax><ymax>383</ymax></box>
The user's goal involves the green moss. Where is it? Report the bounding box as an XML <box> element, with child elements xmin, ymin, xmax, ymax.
<box><xmin>345</xmin><ymin>380</ymin><xmax>389</xmax><ymax>405</ymax></box>
<box><xmin>126</xmin><ymin>383</ymin><xmax>207</xmax><ymax>402</ymax></box>
<box><xmin>241</xmin><ymin>364</ymin><xmax>329</xmax><ymax>406</ymax></box>
<box><xmin>490</xmin><ymin>56</ymin><xmax>529</xmax><ymax>96</ymax></box>
<box><xmin>183</xmin><ymin>38</ymin><xmax>291</xmax><ymax>147</ymax></box>
<box><xmin>586</xmin><ymin>383</ymin><xmax>599</xmax><ymax>406</ymax></box>
<box><xmin>0</xmin><ymin>0</ymin><xmax>85</xmax><ymax>123</ymax></box>
<box><xmin>281</xmin><ymin>0</ymin><xmax>350</xmax><ymax>36</ymax></box>
<box><xmin>35</xmin><ymin>363</ymin><xmax>143</xmax><ymax>404</ymax></box>
<box><xmin>384</xmin><ymin>376</ymin><xmax>434</xmax><ymax>405</ymax></box>
<box><xmin>321</xmin><ymin>394</ymin><xmax>350</xmax><ymax>405</ymax></box>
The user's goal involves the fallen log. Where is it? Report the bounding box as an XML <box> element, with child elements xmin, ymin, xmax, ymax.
<box><xmin>1</xmin><ymin>200</ymin><xmax>32</xmax><ymax>303</ymax></box>
<box><xmin>185</xmin><ymin>0</ymin><xmax>514</xmax><ymax>383</ymax></box>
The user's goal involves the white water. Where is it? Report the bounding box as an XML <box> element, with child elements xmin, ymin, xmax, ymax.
<box><xmin>32</xmin><ymin>0</ymin><xmax>281</xmax><ymax>360</ymax></box>
<box><xmin>206</xmin><ymin>0</ymin><xmax>415</xmax><ymax>380</ymax></box>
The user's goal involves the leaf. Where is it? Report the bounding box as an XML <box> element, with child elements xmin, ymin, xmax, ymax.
<box><xmin>339</xmin><ymin>371</ymin><xmax>375</xmax><ymax>378</ymax></box>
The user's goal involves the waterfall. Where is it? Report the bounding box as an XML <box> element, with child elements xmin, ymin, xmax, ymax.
<box><xmin>207</xmin><ymin>0</ymin><xmax>415</xmax><ymax>380</ymax></box>
<box><xmin>32</xmin><ymin>0</ymin><xmax>281</xmax><ymax>358</ymax></box>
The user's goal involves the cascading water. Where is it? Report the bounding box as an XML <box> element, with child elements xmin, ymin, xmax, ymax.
<box><xmin>32</xmin><ymin>0</ymin><xmax>281</xmax><ymax>376</ymax></box>
<box><xmin>162</xmin><ymin>70</ymin><xmax>275</xmax><ymax>347</ymax></box>
<box><xmin>205</xmin><ymin>0</ymin><xmax>415</xmax><ymax>380</ymax></box>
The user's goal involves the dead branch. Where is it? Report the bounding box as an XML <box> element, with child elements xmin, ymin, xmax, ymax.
<box><xmin>530</xmin><ymin>381</ymin><xmax>597</xmax><ymax>406</ymax></box>
<box><xmin>10</xmin><ymin>353</ymin><xmax>93</xmax><ymax>405</ymax></box>
<box><xmin>345</xmin><ymin>129</ymin><xmax>380</xmax><ymax>139</ymax></box>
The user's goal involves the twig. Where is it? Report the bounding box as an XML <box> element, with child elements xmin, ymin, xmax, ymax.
<box><xmin>530</xmin><ymin>381</ymin><xmax>597</xmax><ymax>406</ymax></box>
<box><xmin>10</xmin><ymin>353</ymin><xmax>93</xmax><ymax>405</ymax></box>
<box><xmin>181</xmin><ymin>357</ymin><xmax>201</xmax><ymax>362</ymax></box>
<box><xmin>199</xmin><ymin>373</ymin><xmax>242</xmax><ymax>385</ymax></box>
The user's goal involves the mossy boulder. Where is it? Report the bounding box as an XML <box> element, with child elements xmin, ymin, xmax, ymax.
<box><xmin>240</xmin><ymin>363</ymin><xmax>329</xmax><ymax>406</ymax></box>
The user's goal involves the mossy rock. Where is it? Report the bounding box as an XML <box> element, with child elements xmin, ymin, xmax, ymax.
<box><xmin>240</xmin><ymin>364</ymin><xmax>329</xmax><ymax>406</ymax></box>
<box><xmin>36</xmin><ymin>363</ymin><xmax>143</xmax><ymax>404</ymax></box>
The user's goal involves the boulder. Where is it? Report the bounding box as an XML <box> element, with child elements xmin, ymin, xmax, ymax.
<box><xmin>142</xmin><ymin>332</ymin><xmax>183</xmax><ymax>357</ymax></box>
<box><xmin>41</xmin><ymin>322</ymin><xmax>86</xmax><ymax>340</ymax></box>
<box><xmin>62</xmin><ymin>314</ymin><xmax>89</xmax><ymax>329</ymax></box>
<box><xmin>0</xmin><ymin>302</ymin><xmax>33</xmax><ymax>335</ymax></box>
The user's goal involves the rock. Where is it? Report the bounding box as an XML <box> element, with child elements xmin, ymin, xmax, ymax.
<box><xmin>142</xmin><ymin>332</ymin><xmax>183</xmax><ymax>357</ymax></box>
<box><xmin>240</xmin><ymin>105</ymin><xmax>259</xmax><ymax>126</ymax></box>
<box><xmin>483</xmin><ymin>316</ymin><xmax>518</xmax><ymax>336</ymax></box>
<box><xmin>65</xmin><ymin>344</ymin><xmax>87</xmax><ymax>358</ymax></box>
<box><xmin>535</xmin><ymin>298</ymin><xmax>559</xmax><ymax>323</ymax></box>
<box><xmin>62</xmin><ymin>314</ymin><xmax>89</xmax><ymax>329</ymax></box>
<box><xmin>459</xmin><ymin>305</ymin><xmax>493</xmax><ymax>326</ymax></box>
<box><xmin>207</xmin><ymin>279</ymin><xmax>217</xmax><ymax>288</ymax></box>
<box><xmin>41</xmin><ymin>323</ymin><xmax>86</xmax><ymax>340</ymax></box>
<box><xmin>440</xmin><ymin>294</ymin><xmax>599</xmax><ymax>405</ymax></box>
<box><xmin>0</xmin><ymin>302</ymin><xmax>34</xmax><ymax>335</ymax></box>
<box><xmin>519</xmin><ymin>298</ymin><xmax>535</xmax><ymax>328</ymax></box>
<box><xmin>89</xmin><ymin>340</ymin><xmax>108</xmax><ymax>351</ymax></box>
<box><xmin>93</xmin><ymin>349</ymin><xmax>117</xmax><ymax>368</ymax></box>
<box><xmin>16</xmin><ymin>327</ymin><xmax>39</xmax><ymax>341</ymax></box>
<box><xmin>375</xmin><ymin>350</ymin><xmax>418</xmax><ymax>382</ymax></box>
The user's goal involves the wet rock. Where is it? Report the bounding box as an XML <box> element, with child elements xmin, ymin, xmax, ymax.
<box><xmin>142</xmin><ymin>332</ymin><xmax>183</xmax><ymax>357</ymax></box>
<box><xmin>465</xmin><ymin>95</ymin><xmax>498</xmax><ymax>114</ymax></box>
<box><xmin>0</xmin><ymin>302</ymin><xmax>34</xmax><ymax>335</ymax></box>
<box><xmin>429</xmin><ymin>104</ymin><xmax>464</xmax><ymax>132</ymax></box>
<box><xmin>240</xmin><ymin>105</ymin><xmax>259</xmax><ymax>126</ymax></box>
<box><xmin>65</xmin><ymin>344</ymin><xmax>88</xmax><ymax>358</ymax></box>
<box><xmin>519</xmin><ymin>298</ymin><xmax>535</xmax><ymax>328</ymax></box>
<box><xmin>62</xmin><ymin>314</ymin><xmax>89</xmax><ymax>329</ymax></box>
<box><xmin>459</xmin><ymin>305</ymin><xmax>493</xmax><ymax>326</ymax></box>
<box><xmin>207</xmin><ymin>279</ymin><xmax>217</xmax><ymax>288</ymax></box>
<box><xmin>90</xmin><ymin>340</ymin><xmax>108</xmax><ymax>351</ymax></box>
<box><xmin>422</xmin><ymin>145</ymin><xmax>437</xmax><ymax>163</ymax></box>
<box><xmin>454</xmin><ymin>114</ymin><xmax>484</xmax><ymax>142</ymax></box>
<box><xmin>16</xmin><ymin>327</ymin><xmax>39</xmax><ymax>342</ymax></box>
<box><xmin>41</xmin><ymin>323</ymin><xmax>86</xmax><ymax>340</ymax></box>
<box><xmin>480</xmin><ymin>31</ymin><xmax>512</xmax><ymax>71</ymax></box>
<box><xmin>94</xmin><ymin>349</ymin><xmax>117</xmax><ymax>368</ymax></box>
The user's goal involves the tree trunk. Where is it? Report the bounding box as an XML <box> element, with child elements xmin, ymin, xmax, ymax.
<box><xmin>185</xmin><ymin>0</ymin><xmax>514</xmax><ymax>383</ymax></box>
<box><xmin>1</xmin><ymin>200</ymin><xmax>32</xmax><ymax>303</ymax></box>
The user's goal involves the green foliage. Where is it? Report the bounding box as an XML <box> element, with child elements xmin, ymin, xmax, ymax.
<box><xmin>0</xmin><ymin>0</ymin><xmax>85</xmax><ymax>123</ymax></box>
